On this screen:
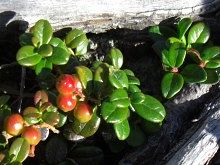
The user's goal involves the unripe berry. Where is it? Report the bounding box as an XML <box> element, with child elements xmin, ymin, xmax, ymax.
<box><xmin>4</xmin><ymin>114</ymin><xmax>24</xmax><ymax>136</ymax></box>
<box><xmin>56</xmin><ymin>74</ymin><xmax>83</xmax><ymax>95</ymax></box>
<box><xmin>57</xmin><ymin>94</ymin><xmax>77</xmax><ymax>112</ymax></box>
<box><xmin>22</xmin><ymin>126</ymin><xmax>41</xmax><ymax>145</ymax></box>
<box><xmin>74</xmin><ymin>102</ymin><xmax>93</xmax><ymax>123</ymax></box>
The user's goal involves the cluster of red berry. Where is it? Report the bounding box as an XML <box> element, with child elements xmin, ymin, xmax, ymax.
<box><xmin>56</xmin><ymin>74</ymin><xmax>93</xmax><ymax>123</ymax></box>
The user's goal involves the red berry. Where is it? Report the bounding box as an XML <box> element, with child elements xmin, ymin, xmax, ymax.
<box><xmin>56</xmin><ymin>74</ymin><xmax>83</xmax><ymax>95</ymax></box>
<box><xmin>4</xmin><ymin>114</ymin><xmax>24</xmax><ymax>136</ymax></box>
<box><xmin>74</xmin><ymin>102</ymin><xmax>93</xmax><ymax>123</ymax></box>
<box><xmin>22</xmin><ymin>126</ymin><xmax>41</xmax><ymax>145</ymax></box>
<box><xmin>57</xmin><ymin>94</ymin><xmax>77</xmax><ymax>112</ymax></box>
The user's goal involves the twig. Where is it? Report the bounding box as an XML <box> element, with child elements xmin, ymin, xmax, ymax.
<box><xmin>0</xmin><ymin>62</ymin><xmax>18</xmax><ymax>70</ymax></box>
<box><xmin>17</xmin><ymin>67</ymin><xmax>26</xmax><ymax>113</ymax></box>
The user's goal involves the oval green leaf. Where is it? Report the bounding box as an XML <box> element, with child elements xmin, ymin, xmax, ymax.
<box><xmin>127</xmin><ymin>75</ymin><xmax>140</xmax><ymax>85</ymax></box>
<box><xmin>168</xmin><ymin>42</ymin><xmax>186</xmax><ymax>68</ymax></box>
<box><xmin>48</xmin><ymin>47</ymin><xmax>70</xmax><ymax>65</ymax></box>
<box><xmin>130</xmin><ymin>92</ymin><xmax>145</xmax><ymax>104</ymax></box>
<box><xmin>38</xmin><ymin>44</ymin><xmax>53</xmax><ymax>57</ymax></box>
<box><xmin>35</xmin><ymin>59</ymin><xmax>53</xmax><ymax>75</ymax></box>
<box><xmin>161</xmin><ymin>73</ymin><xmax>184</xmax><ymax>98</ymax></box>
<box><xmin>42</xmin><ymin>111</ymin><xmax>60</xmax><ymax>126</ymax></box>
<box><xmin>32</xmin><ymin>19</ymin><xmax>53</xmax><ymax>45</ymax></box>
<box><xmin>109</xmin><ymin>70</ymin><xmax>128</xmax><ymax>89</ymax></box>
<box><xmin>128</xmin><ymin>84</ymin><xmax>141</xmax><ymax>93</ymax></box>
<box><xmin>181</xmin><ymin>64</ymin><xmax>207</xmax><ymax>83</ymax></box>
<box><xmin>178</xmin><ymin>18</ymin><xmax>192</xmax><ymax>39</ymax></box>
<box><xmin>188</xmin><ymin>22</ymin><xmax>210</xmax><ymax>44</ymax></box>
<box><xmin>101</xmin><ymin>101</ymin><xmax>129</xmax><ymax>123</ymax></box>
<box><xmin>16</xmin><ymin>46</ymin><xmax>42</xmax><ymax>66</ymax></box>
<box><xmin>9</xmin><ymin>138</ymin><xmax>30</xmax><ymax>163</ymax></box>
<box><xmin>202</xmin><ymin>69</ymin><xmax>219</xmax><ymax>84</ymax></box>
<box><xmin>56</xmin><ymin>113</ymin><xmax>67</xmax><ymax>128</ymax></box>
<box><xmin>107</xmin><ymin>48</ymin><xmax>123</xmax><ymax>69</ymax></box>
<box><xmin>132</xmin><ymin>95</ymin><xmax>166</xmax><ymax>123</ymax></box>
<box><xmin>71</xmin><ymin>112</ymin><xmax>101</xmax><ymax>138</ymax></box>
<box><xmin>110</xmin><ymin>89</ymin><xmax>130</xmax><ymax>108</ymax></box>
<box><xmin>113</xmin><ymin>119</ymin><xmax>130</xmax><ymax>140</ymax></box>
<box><xmin>201</xmin><ymin>46</ymin><xmax>220</xmax><ymax>61</ymax></box>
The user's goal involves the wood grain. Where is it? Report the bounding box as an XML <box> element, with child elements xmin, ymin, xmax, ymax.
<box><xmin>0</xmin><ymin>0</ymin><xmax>220</xmax><ymax>32</ymax></box>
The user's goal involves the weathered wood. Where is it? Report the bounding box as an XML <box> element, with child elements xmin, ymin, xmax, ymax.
<box><xmin>0</xmin><ymin>0</ymin><xmax>220</xmax><ymax>32</ymax></box>
<box><xmin>119</xmin><ymin>84</ymin><xmax>218</xmax><ymax>165</ymax></box>
<box><xmin>166</xmin><ymin>93</ymin><xmax>220</xmax><ymax>165</ymax></box>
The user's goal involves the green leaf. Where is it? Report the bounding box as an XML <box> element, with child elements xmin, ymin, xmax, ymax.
<box><xmin>38</xmin><ymin>44</ymin><xmax>53</xmax><ymax>57</ymax></box>
<box><xmin>75</xmin><ymin>66</ymin><xmax>93</xmax><ymax>92</ymax></box>
<box><xmin>201</xmin><ymin>46</ymin><xmax>220</xmax><ymax>61</ymax></box>
<box><xmin>101</xmin><ymin>101</ymin><xmax>129</xmax><ymax>123</ymax></box>
<box><xmin>35</xmin><ymin>59</ymin><xmax>52</xmax><ymax>75</ymax></box>
<box><xmin>126</xmin><ymin>124</ymin><xmax>146</xmax><ymax>147</ymax></box>
<box><xmin>167</xmin><ymin>42</ymin><xmax>186</xmax><ymax>68</ymax></box>
<box><xmin>110</xmin><ymin>89</ymin><xmax>130</xmax><ymax>108</ymax></box>
<box><xmin>65</xmin><ymin>29</ymin><xmax>88</xmax><ymax>55</ymax></box>
<box><xmin>49</xmin><ymin>37</ymin><xmax>67</xmax><ymax>49</ymax></box>
<box><xmin>178</xmin><ymin>18</ymin><xmax>192</xmax><ymax>39</ymax></box>
<box><xmin>32</xmin><ymin>19</ymin><xmax>53</xmax><ymax>45</ymax></box>
<box><xmin>127</xmin><ymin>75</ymin><xmax>140</xmax><ymax>85</ymax></box>
<box><xmin>205</xmin><ymin>60</ymin><xmax>220</xmax><ymax>69</ymax></box>
<box><xmin>19</xmin><ymin>33</ymin><xmax>33</xmax><ymax>46</ymax></box>
<box><xmin>107</xmin><ymin>48</ymin><xmax>123</xmax><ymax>69</ymax></box>
<box><xmin>93</xmin><ymin>63</ymin><xmax>110</xmax><ymax>98</ymax></box>
<box><xmin>56</xmin><ymin>113</ymin><xmax>67</xmax><ymax>128</ymax></box>
<box><xmin>168</xmin><ymin>37</ymin><xmax>183</xmax><ymax>44</ymax></box>
<box><xmin>23</xmin><ymin>107</ymin><xmax>41</xmax><ymax>125</ymax></box>
<box><xmin>123</xmin><ymin>69</ymin><xmax>134</xmax><ymax>76</ymax></box>
<box><xmin>181</xmin><ymin>64</ymin><xmax>207</xmax><ymax>83</ymax></box>
<box><xmin>188</xmin><ymin>22</ymin><xmax>210</xmax><ymax>44</ymax></box>
<box><xmin>132</xmin><ymin>95</ymin><xmax>166</xmax><ymax>123</ymax></box>
<box><xmin>9</xmin><ymin>138</ymin><xmax>30</xmax><ymax>163</ymax></box>
<box><xmin>71</xmin><ymin>112</ymin><xmax>101</xmax><ymax>138</ymax></box>
<box><xmin>152</xmin><ymin>41</ymin><xmax>168</xmax><ymax>58</ymax></box>
<box><xmin>48</xmin><ymin>47</ymin><xmax>70</xmax><ymax>65</ymax></box>
<box><xmin>128</xmin><ymin>84</ymin><xmax>141</xmax><ymax>93</ymax></box>
<box><xmin>109</xmin><ymin>70</ymin><xmax>128</xmax><ymax>89</ymax></box>
<box><xmin>16</xmin><ymin>46</ymin><xmax>42</xmax><ymax>66</ymax></box>
<box><xmin>203</xmin><ymin>69</ymin><xmax>219</xmax><ymax>84</ymax></box>
<box><xmin>0</xmin><ymin>95</ymin><xmax>10</xmax><ymax>108</ymax></box>
<box><xmin>42</xmin><ymin>111</ymin><xmax>60</xmax><ymax>126</ymax></box>
<box><xmin>0</xmin><ymin>134</ymin><xmax>7</xmax><ymax>150</ymax></box>
<box><xmin>130</xmin><ymin>92</ymin><xmax>145</xmax><ymax>104</ymax></box>
<box><xmin>113</xmin><ymin>119</ymin><xmax>130</xmax><ymax>140</ymax></box>
<box><xmin>161</xmin><ymin>73</ymin><xmax>184</xmax><ymax>98</ymax></box>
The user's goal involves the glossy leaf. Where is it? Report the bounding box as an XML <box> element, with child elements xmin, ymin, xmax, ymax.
<box><xmin>65</xmin><ymin>29</ymin><xmax>88</xmax><ymax>55</ymax></box>
<box><xmin>203</xmin><ymin>69</ymin><xmax>219</xmax><ymax>84</ymax></box>
<box><xmin>71</xmin><ymin>112</ymin><xmax>101</xmax><ymax>138</ymax></box>
<box><xmin>38</xmin><ymin>44</ymin><xmax>53</xmax><ymax>57</ymax></box>
<box><xmin>167</xmin><ymin>42</ymin><xmax>186</xmax><ymax>68</ymax></box>
<box><xmin>127</xmin><ymin>75</ymin><xmax>140</xmax><ymax>85</ymax></box>
<box><xmin>19</xmin><ymin>33</ymin><xmax>33</xmax><ymax>46</ymax></box>
<box><xmin>109</xmin><ymin>70</ymin><xmax>128</xmax><ymax>89</ymax></box>
<box><xmin>32</xmin><ymin>19</ymin><xmax>53</xmax><ymax>45</ymax></box>
<box><xmin>132</xmin><ymin>95</ymin><xmax>166</xmax><ymax>123</ymax></box>
<box><xmin>101</xmin><ymin>101</ymin><xmax>129</xmax><ymax>123</ymax></box>
<box><xmin>181</xmin><ymin>64</ymin><xmax>207</xmax><ymax>83</ymax></box>
<box><xmin>178</xmin><ymin>18</ymin><xmax>192</xmax><ymax>39</ymax></box>
<box><xmin>188</xmin><ymin>22</ymin><xmax>210</xmax><ymax>44</ymax></box>
<box><xmin>128</xmin><ymin>84</ymin><xmax>141</xmax><ymax>93</ymax></box>
<box><xmin>56</xmin><ymin>113</ymin><xmax>67</xmax><ymax>128</ymax></box>
<box><xmin>152</xmin><ymin>40</ymin><xmax>168</xmax><ymax>58</ymax></box>
<box><xmin>16</xmin><ymin>46</ymin><xmax>42</xmax><ymax>66</ymax></box>
<box><xmin>161</xmin><ymin>73</ymin><xmax>184</xmax><ymax>98</ymax></box>
<box><xmin>110</xmin><ymin>89</ymin><xmax>130</xmax><ymax>108</ymax></box>
<box><xmin>9</xmin><ymin>138</ymin><xmax>30</xmax><ymax>163</ymax></box>
<box><xmin>205</xmin><ymin>60</ymin><xmax>220</xmax><ymax>68</ymax></box>
<box><xmin>123</xmin><ymin>69</ymin><xmax>134</xmax><ymax>76</ymax></box>
<box><xmin>75</xmin><ymin>66</ymin><xmax>93</xmax><ymax>91</ymax></box>
<box><xmin>35</xmin><ymin>59</ymin><xmax>52</xmax><ymax>75</ymax></box>
<box><xmin>201</xmin><ymin>46</ymin><xmax>220</xmax><ymax>61</ymax></box>
<box><xmin>42</xmin><ymin>111</ymin><xmax>60</xmax><ymax>126</ymax></box>
<box><xmin>130</xmin><ymin>92</ymin><xmax>145</xmax><ymax>104</ymax></box>
<box><xmin>113</xmin><ymin>119</ymin><xmax>130</xmax><ymax>140</ymax></box>
<box><xmin>23</xmin><ymin>107</ymin><xmax>41</xmax><ymax>125</ymax></box>
<box><xmin>107</xmin><ymin>48</ymin><xmax>123</xmax><ymax>69</ymax></box>
<box><xmin>49</xmin><ymin>37</ymin><xmax>67</xmax><ymax>49</ymax></box>
<box><xmin>48</xmin><ymin>47</ymin><xmax>70</xmax><ymax>65</ymax></box>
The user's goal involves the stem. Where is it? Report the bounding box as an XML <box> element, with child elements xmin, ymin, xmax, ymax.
<box><xmin>171</xmin><ymin>67</ymin><xmax>178</xmax><ymax>73</ymax></box>
<box><xmin>187</xmin><ymin>48</ymin><xmax>203</xmax><ymax>62</ymax></box>
<box><xmin>18</xmin><ymin>67</ymin><xmax>26</xmax><ymax>113</ymax></box>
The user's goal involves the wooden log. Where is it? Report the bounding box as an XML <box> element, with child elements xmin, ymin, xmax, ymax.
<box><xmin>0</xmin><ymin>0</ymin><xmax>220</xmax><ymax>32</ymax></box>
<box><xmin>165</xmin><ymin>92</ymin><xmax>220</xmax><ymax>165</ymax></box>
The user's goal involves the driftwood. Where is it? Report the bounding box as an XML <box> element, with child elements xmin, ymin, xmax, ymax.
<box><xmin>0</xmin><ymin>0</ymin><xmax>220</xmax><ymax>32</ymax></box>
<box><xmin>119</xmin><ymin>84</ymin><xmax>220</xmax><ymax>165</ymax></box>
